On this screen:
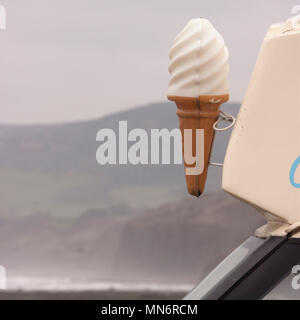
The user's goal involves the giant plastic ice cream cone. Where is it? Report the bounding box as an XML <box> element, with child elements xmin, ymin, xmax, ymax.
<box><xmin>169</xmin><ymin>94</ymin><xmax>229</xmax><ymax>196</ymax></box>
<box><xmin>167</xmin><ymin>18</ymin><xmax>230</xmax><ymax>196</ymax></box>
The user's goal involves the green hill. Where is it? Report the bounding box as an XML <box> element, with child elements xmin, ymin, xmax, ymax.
<box><xmin>0</xmin><ymin>101</ymin><xmax>240</xmax><ymax>218</ymax></box>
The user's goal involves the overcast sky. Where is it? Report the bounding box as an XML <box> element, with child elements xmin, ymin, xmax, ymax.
<box><xmin>0</xmin><ymin>0</ymin><xmax>298</xmax><ymax>124</ymax></box>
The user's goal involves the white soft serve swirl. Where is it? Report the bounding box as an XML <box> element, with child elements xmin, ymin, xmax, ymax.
<box><xmin>168</xmin><ymin>18</ymin><xmax>229</xmax><ymax>98</ymax></box>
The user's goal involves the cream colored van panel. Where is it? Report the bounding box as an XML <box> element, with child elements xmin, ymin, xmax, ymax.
<box><xmin>223</xmin><ymin>29</ymin><xmax>300</xmax><ymax>224</ymax></box>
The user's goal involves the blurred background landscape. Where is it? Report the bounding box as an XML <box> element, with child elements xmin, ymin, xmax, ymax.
<box><xmin>0</xmin><ymin>102</ymin><xmax>265</xmax><ymax>299</ymax></box>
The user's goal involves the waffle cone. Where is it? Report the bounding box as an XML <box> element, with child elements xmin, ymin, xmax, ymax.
<box><xmin>168</xmin><ymin>94</ymin><xmax>229</xmax><ymax>197</ymax></box>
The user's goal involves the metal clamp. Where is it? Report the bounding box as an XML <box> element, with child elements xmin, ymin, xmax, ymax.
<box><xmin>209</xmin><ymin>110</ymin><xmax>236</xmax><ymax>167</ymax></box>
<box><xmin>213</xmin><ymin>110</ymin><xmax>236</xmax><ymax>132</ymax></box>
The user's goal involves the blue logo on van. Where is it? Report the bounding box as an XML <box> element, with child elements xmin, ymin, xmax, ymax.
<box><xmin>290</xmin><ymin>157</ymin><xmax>300</xmax><ymax>188</ymax></box>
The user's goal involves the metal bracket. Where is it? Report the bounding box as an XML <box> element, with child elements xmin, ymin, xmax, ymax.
<box><xmin>209</xmin><ymin>110</ymin><xmax>236</xmax><ymax>167</ymax></box>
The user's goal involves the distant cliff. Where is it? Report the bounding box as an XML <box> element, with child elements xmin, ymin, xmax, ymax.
<box><xmin>0</xmin><ymin>191</ymin><xmax>264</xmax><ymax>284</ymax></box>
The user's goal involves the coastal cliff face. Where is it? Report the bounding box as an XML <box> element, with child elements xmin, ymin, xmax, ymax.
<box><xmin>110</xmin><ymin>191</ymin><xmax>264</xmax><ymax>283</ymax></box>
<box><xmin>0</xmin><ymin>191</ymin><xmax>264</xmax><ymax>285</ymax></box>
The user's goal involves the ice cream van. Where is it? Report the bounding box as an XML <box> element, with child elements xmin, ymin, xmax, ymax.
<box><xmin>178</xmin><ymin>16</ymin><xmax>300</xmax><ymax>300</ymax></box>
